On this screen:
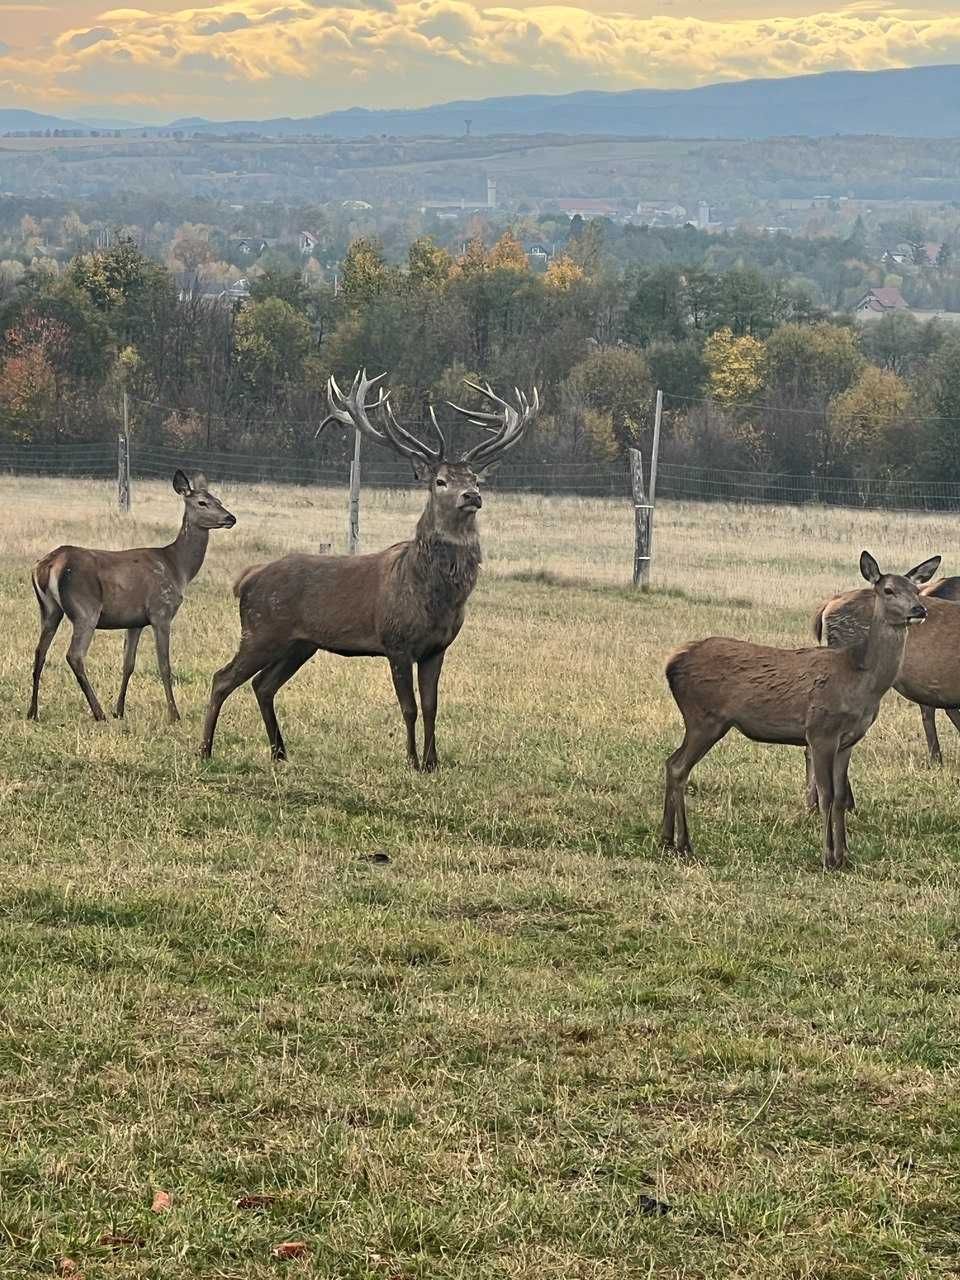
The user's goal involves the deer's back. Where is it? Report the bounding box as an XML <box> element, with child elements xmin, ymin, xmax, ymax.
<box><xmin>35</xmin><ymin>543</ymin><xmax>180</xmax><ymax>630</ymax></box>
<box><xmin>667</xmin><ymin>636</ymin><xmax>886</xmax><ymax>747</ymax></box>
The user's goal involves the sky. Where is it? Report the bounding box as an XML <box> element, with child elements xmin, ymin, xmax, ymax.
<box><xmin>2</xmin><ymin>0</ymin><xmax>960</xmax><ymax>122</ymax></box>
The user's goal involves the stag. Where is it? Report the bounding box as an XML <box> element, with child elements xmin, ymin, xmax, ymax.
<box><xmin>28</xmin><ymin>470</ymin><xmax>236</xmax><ymax>724</ymax></box>
<box><xmin>199</xmin><ymin>371</ymin><xmax>538</xmax><ymax>769</ymax></box>
<box><xmin>808</xmin><ymin>572</ymin><xmax>960</xmax><ymax>809</ymax></box>
<box><xmin>662</xmin><ymin>552</ymin><xmax>938</xmax><ymax>870</ymax></box>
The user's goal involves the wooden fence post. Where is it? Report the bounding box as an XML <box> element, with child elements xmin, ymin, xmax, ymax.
<box><xmin>631</xmin><ymin>447</ymin><xmax>651</xmax><ymax>590</ymax></box>
<box><xmin>118</xmin><ymin>390</ymin><xmax>131</xmax><ymax>514</ymax></box>
<box><xmin>347</xmin><ymin>426</ymin><xmax>361</xmax><ymax>553</ymax></box>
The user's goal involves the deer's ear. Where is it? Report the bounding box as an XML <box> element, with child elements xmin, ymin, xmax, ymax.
<box><xmin>906</xmin><ymin>555</ymin><xmax>941</xmax><ymax>584</ymax></box>
<box><xmin>860</xmin><ymin>551</ymin><xmax>881</xmax><ymax>585</ymax></box>
<box><xmin>411</xmin><ymin>460</ymin><xmax>434</xmax><ymax>483</ymax></box>
<box><xmin>476</xmin><ymin>462</ymin><xmax>500</xmax><ymax>481</ymax></box>
<box><xmin>173</xmin><ymin>469</ymin><xmax>192</xmax><ymax>496</ymax></box>
<box><xmin>191</xmin><ymin>471</ymin><xmax>209</xmax><ymax>493</ymax></box>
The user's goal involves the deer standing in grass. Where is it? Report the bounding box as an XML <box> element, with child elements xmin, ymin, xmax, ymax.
<box><xmin>199</xmin><ymin>370</ymin><xmax>538</xmax><ymax>770</ymax></box>
<box><xmin>662</xmin><ymin>552</ymin><xmax>938</xmax><ymax>870</ymax></box>
<box><xmin>28</xmin><ymin>470</ymin><xmax>236</xmax><ymax>724</ymax></box>
<box><xmin>808</xmin><ymin>573</ymin><xmax>960</xmax><ymax>809</ymax></box>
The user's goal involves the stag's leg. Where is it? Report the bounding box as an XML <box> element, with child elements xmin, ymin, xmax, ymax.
<box><xmin>27</xmin><ymin>600</ymin><xmax>64</xmax><ymax>721</ymax></box>
<box><xmin>417</xmin><ymin>650</ymin><xmax>446</xmax><ymax>773</ymax></box>
<box><xmin>921</xmin><ymin>705</ymin><xmax>943</xmax><ymax>765</ymax></box>
<box><xmin>944</xmin><ymin>707</ymin><xmax>960</xmax><ymax>746</ymax></box>
<box><xmin>661</xmin><ymin>716</ymin><xmax>728</xmax><ymax>856</ymax></box>
<box><xmin>252</xmin><ymin>641</ymin><xmax>318</xmax><ymax>762</ymax></box>
<box><xmin>65</xmin><ymin>617</ymin><xmax>107</xmax><ymax>722</ymax></box>
<box><xmin>113</xmin><ymin>627</ymin><xmax>143</xmax><ymax>719</ymax></box>
<box><xmin>389</xmin><ymin>657</ymin><xmax>419</xmax><ymax>770</ymax></box>
<box><xmin>805</xmin><ymin>745</ymin><xmax>819</xmax><ymax>812</ymax></box>
<box><xmin>200</xmin><ymin>640</ymin><xmax>276</xmax><ymax>759</ymax></box>
<box><xmin>153</xmin><ymin>622</ymin><xmax>180</xmax><ymax>724</ymax></box>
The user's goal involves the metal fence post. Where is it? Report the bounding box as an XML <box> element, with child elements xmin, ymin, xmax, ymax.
<box><xmin>118</xmin><ymin>390</ymin><xmax>131</xmax><ymax>514</ymax></box>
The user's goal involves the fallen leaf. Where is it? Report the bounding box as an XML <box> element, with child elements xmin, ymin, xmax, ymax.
<box><xmin>272</xmin><ymin>1241</ymin><xmax>309</xmax><ymax>1259</ymax></box>
<box><xmin>236</xmin><ymin>1193</ymin><xmax>276</xmax><ymax>1210</ymax></box>
<box><xmin>98</xmin><ymin>1234</ymin><xmax>146</xmax><ymax>1250</ymax></box>
<box><xmin>151</xmin><ymin>1189</ymin><xmax>173</xmax><ymax>1213</ymax></box>
<box><xmin>57</xmin><ymin>1260</ymin><xmax>80</xmax><ymax>1276</ymax></box>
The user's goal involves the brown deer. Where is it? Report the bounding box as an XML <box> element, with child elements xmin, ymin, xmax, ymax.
<box><xmin>662</xmin><ymin>552</ymin><xmax>938</xmax><ymax>870</ymax></box>
<box><xmin>808</xmin><ymin>573</ymin><xmax>960</xmax><ymax>810</ymax></box>
<box><xmin>28</xmin><ymin>470</ymin><xmax>236</xmax><ymax>724</ymax></box>
<box><xmin>199</xmin><ymin>370</ymin><xmax>538</xmax><ymax>770</ymax></box>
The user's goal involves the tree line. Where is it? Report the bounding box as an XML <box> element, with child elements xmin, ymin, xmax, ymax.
<box><xmin>2</xmin><ymin>231</ymin><xmax>960</xmax><ymax>490</ymax></box>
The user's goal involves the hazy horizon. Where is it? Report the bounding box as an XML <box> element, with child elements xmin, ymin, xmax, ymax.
<box><xmin>3</xmin><ymin>0</ymin><xmax>960</xmax><ymax>124</ymax></box>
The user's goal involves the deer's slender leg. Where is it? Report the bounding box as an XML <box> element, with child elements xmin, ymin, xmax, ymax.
<box><xmin>27</xmin><ymin>602</ymin><xmax>63</xmax><ymax>721</ymax></box>
<box><xmin>252</xmin><ymin>641</ymin><xmax>318</xmax><ymax>761</ymax></box>
<box><xmin>831</xmin><ymin>745</ymin><xmax>854</xmax><ymax>868</ymax></box>
<box><xmin>662</xmin><ymin>717</ymin><xmax>727</xmax><ymax>856</ymax></box>
<box><xmin>153</xmin><ymin>622</ymin><xmax>180</xmax><ymax>724</ymax></box>
<box><xmin>200</xmin><ymin>641</ymin><xmax>276</xmax><ymax>759</ymax></box>
<box><xmin>944</xmin><ymin>707</ymin><xmax>960</xmax><ymax>742</ymax></box>
<box><xmin>389</xmin><ymin>657</ymin><xmax>419</xmax><ymax>770</ymax></box>
<box><xmin>805</xmin><ymin>745</ymin><xmax>819</xmax><ymax>812</ymax></box>
<box><xmin>66</xmin><ymin>616</ymin><xmax>107</xmax><ymax>722</ymax></box>
<box><xmin>114</xmin><ymin>627</ymin><xmax>143</xmax><ymax>720</ymax></box>
<box><xmin>921</xmin><ymin>705</ymin><xmax>942</xmax><ymax>765</ymax></box>
<box><xmin>417</xmin><ymin>649</ymin><xmax>446</xmax><ymax>773</ymax></box>
<box><xmin>809</xmin><ymin>738</ymin><xmax>838</xmax><ymax>870</ymax></box>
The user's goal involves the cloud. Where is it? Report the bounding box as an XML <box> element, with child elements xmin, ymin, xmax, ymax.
<box><xmin>8</xmin><ymin>0</ymin><xmax>960</xmax><ymax>117</ymax></box>
<box><xmin>0</xmin><ymin>42</ymin><xmax>9</xmax><ymax>56</ymax></box>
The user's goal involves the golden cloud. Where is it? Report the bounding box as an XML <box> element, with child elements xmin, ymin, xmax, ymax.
<box><xmin>9</xmin><ymin>0</ymin><xmax>960</xmax><ymax>114</ymax></box>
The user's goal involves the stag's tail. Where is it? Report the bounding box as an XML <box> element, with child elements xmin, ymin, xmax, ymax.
<box><xmin>233</xmin><ymin>563</ymin><xmax>266</xmax><ymax>599</ymax></box>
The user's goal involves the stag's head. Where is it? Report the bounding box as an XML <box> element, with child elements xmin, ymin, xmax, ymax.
<box><xmin>318</xmin><ymin>370</ymin><xmax>539</xmax><ymax>535</ymax></box>
<box><xmin>173</xmin><ymin>469</ymin><xmax>237</xmax><ymax>531</ymax></box>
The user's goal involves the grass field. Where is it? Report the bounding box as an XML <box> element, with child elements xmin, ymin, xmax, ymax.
<box><xmin>1</xmin><ymin>475</ymin><xmax>960</xmax><ymax>1278</ymax></box>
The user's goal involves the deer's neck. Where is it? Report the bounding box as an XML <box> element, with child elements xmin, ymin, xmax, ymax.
<box><xmin>854</xmin><ymin>595</ymin><xmax>907</xmax><ymax>692</ymax></box>
<box><xmin>165</xmin><ymin>515</ymin><xmax>210</xmax><ymax>587</ymax></box>
<box><xmin>410</xmin><ymin>510</ymin><xmax>482</xmax><ymax>607</ymax></box>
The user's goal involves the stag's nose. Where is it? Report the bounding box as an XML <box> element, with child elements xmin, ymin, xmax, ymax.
<box><xmin>461</xmin><ymin>490</ymin><xmax>482</xmax><ymax>509</ymax></box>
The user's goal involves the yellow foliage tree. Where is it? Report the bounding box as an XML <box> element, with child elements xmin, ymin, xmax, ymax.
<box><xmin>829</xmin><ymin>366</ymin><xmax>912</xmax><ymax>460</ymax></box>
<box><xmin>704</xmin><ymin>327</ymin><xmax>766</xmax><ymax>406</ymax></box>
<box><xmin>488</xmin><ymin>230</ymin><xmax>528</xmax><ymax>273</ymax></box>
<box><xmin>544</xmin><ymin>253</ymin><xmax>585</xmax><ymax>291</ymax></box>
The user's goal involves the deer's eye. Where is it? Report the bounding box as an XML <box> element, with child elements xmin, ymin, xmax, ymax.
<box><xmin>884</xmin><ymin>586</ymin><xmax>894</xmax><ymax>595</ymax></box>
<box><xmin>198</xmin><ymin>500</ymin><xmax>209</xmax><ymax>507</ymax></box>
<box><xmin>436</xmin><ymin>478</ymin><xmax>448</xmax><ymax>488</ymax></box>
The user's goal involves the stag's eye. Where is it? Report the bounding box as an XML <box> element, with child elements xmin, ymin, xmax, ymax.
<box><xmin>198</xmin><ymin>500</ymin><xmax>209</xmax><ymax>507</ymax></box>
<box><xmin>884</xmin><ymin>586</ymin><xmax>894</xmax><ymax>595</ymax></box>
<box><xmin>435</xmin><ymin>478</ymin><xmax>448</xmax><ymax>488</ymax></box>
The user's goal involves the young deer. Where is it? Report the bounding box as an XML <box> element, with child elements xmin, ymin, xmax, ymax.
<box><xmin>199</xmin><ymin>370</ymin><xmax>538</xmax><ymax>770</ymax></box>
<box><xmin>808</xmin><ymin>573</ymin><xmax>960</xmax><ymax>805</ymax></box>
<box><xmin>662</xmin><ymin>552</ymin><xmax>938</xmax><ymax>870</ymax></box>
<box><xmin>28</xmin><ymin>470</ymin><xmax>236</xmax><ymax>724</ymax></box>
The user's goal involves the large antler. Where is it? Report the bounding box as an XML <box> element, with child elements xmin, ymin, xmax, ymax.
<box><xmin>451</xmin><ymin>381</ymin><xmax>540</xmax><ymax>468</ymax></box>
<box><xmin>318</xmin><ymin>369</ymin><xmax>445</xmax><ymax>465</ymax></box>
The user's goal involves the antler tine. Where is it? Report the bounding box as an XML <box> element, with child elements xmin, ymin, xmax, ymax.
<box><xmin>317</xmin><ymin>368</ymin><xmax>437</xmax><ymax>465</ymax></box>
<box><xmin>458</xmin><ymin>380</ymin><xmax>540</xmax><ymax>467</ymax></box>
<box><xmin>427</xmin><ymin>405</ymin><xmax>447</xmax><ymax>461</ymax></box>
<box><xmin>380</xmin><ymin>398</ymin><xmax>441</xmax><ymax>465</ymax></box>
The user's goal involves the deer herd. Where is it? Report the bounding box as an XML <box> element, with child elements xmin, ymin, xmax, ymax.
<box><xmin>23</xmin><ymin>368</ymin><xmax>958</xmax><ymax>873</ymax></box>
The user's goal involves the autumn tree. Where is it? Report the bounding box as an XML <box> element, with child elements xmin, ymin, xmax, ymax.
<box><xmin>704</xmin><ymin>327</ymin><xmax>765</xmax><ymax>406</ymax></box>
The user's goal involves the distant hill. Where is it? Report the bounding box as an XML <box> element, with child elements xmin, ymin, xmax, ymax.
<box><xmin>0</xmin><ymin>108</ymin><xmax>89</xmax><ymax>133</ymax></box>
<box><xmin>164</xmin><ymin>65</ymin><xmax>960</xmax><ymax>140</ymax></box>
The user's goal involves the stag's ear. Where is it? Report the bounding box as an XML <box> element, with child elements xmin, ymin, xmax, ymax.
<box><xmin>476</xmin><ymin>462</ymin><xmax>500</xmax><ymax>481</ymax></box>
<box><xmin>411</xmin><ymin>460</ymin><xmax>434</xmax><ymax>483</ymax></box>
<box><xmin>860</xmin><ymin>551</ymin><xmax>881</xmax><ymax>585</ymax></box>
<box><xmin>906</xmin><ymin>555</ymin><xmax>941</xmax><ymax>584</ymax></box>
<box><xmin>191</xmin><ymin>471</ymin><xmax>209</xmax><ymax>493</ymax></box>
<box><xmin>172</xmin><ymin>469</ymin><xmax>192</xmax><ymax>496</ymax></box>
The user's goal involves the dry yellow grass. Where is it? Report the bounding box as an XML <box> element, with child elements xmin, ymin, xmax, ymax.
<box><xmin>0</xmin><ymin>474</ymin><xmax>958</xmax><ymax>1278</ymax></box>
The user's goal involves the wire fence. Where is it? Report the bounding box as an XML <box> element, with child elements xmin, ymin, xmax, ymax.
<box><xmin>6</xmin><ymin>438</ymin><xmax>960</xmax><ymax>513</ymax></box>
